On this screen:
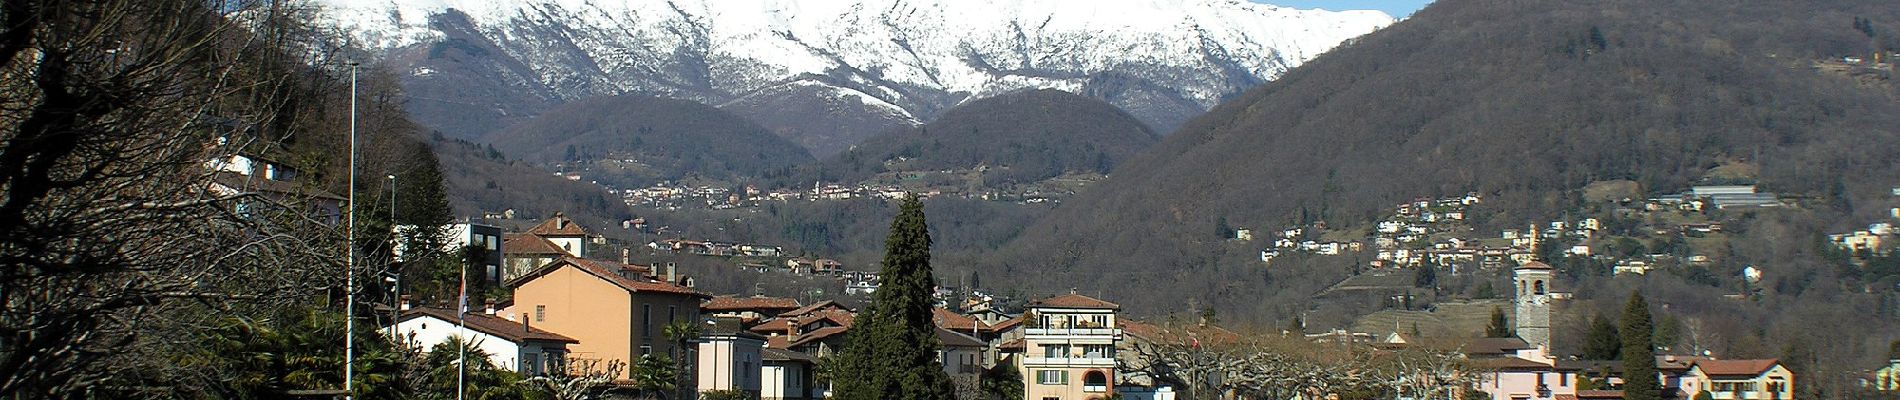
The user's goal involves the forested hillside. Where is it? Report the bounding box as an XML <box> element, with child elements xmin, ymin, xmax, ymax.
<box><xmin>963</xmin><ymin>1</ymin><xmax>1900</xmax><ymax>394</ymax></box>
<box><xmin>482</xmin><ymin>95</ymin><xmax>814</xmax><ymax>189</ymax></box>
<box><xmin>791</xmin><ymin>89</ymin><xmax>1159</xmax><ymax>187</ymax></box>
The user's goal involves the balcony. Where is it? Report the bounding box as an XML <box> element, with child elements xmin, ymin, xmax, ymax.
<box><xmin>1024</xmin><ymin>327</ymin><xmax>1122</xmax><ymax>337</ymax></box>
<box><xmin>1022</xmin><ymin>356</ymin><xmax>1117</xmax><ymax>367</ymax></box>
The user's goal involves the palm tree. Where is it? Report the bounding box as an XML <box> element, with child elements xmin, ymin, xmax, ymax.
<box><xmin>630</xmin><ymin>354</ymin><xmax>678</xmax><ymax>400</ymax></box>
<box><xmin>662</xmin><ymin>319</ymin><xmax>701</xmax><ymax>399</ymax></box>
<box><xmin>422</xmin><ymin>336</ymin><xmax>541</xmax><ymax>400</ymax></box>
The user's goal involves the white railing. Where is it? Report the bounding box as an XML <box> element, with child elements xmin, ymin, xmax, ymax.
<box><xmin>1025</xmin><ymin>328</ymin><xmax>1122</xmax><ymax>337</ymax></box>
<box><xmin>1023</xmin><ymin>357</ymin><xmax>1116</xmax><ymax>367</ymax></box>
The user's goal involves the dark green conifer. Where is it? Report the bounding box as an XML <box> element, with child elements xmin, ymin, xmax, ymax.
<box><xmin>831</xmin><ymin>195</ymin><xmax>955</xmax><ymax>400</ymax></box>
<box><xmin>1583</xmin><ymin>312</ymin><xmax>1622</xmax><ymax>360</ymax></box>
<box><xmin>1622</xmin><ymin>292</ymin><xmax>1659</xmax><ymax>400</ymax></box>
<box><xmin>1485</xmin><ymin>307</ymin><xmax>1513</xmax><ymax>338</ymax></box>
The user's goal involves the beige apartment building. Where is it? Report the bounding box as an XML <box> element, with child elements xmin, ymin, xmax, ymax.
<box><xmin>1020</xmin><ymin>293</ymin><xmax>1122</xmax><ymax>400</ymax></box>
<box><xmin>503</xmin><ymin>257</ymin><xmax>707</xmax><ymax>380</ymax></box>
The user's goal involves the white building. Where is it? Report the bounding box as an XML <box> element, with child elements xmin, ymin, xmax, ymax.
<box><xmin>388</xmin><ymin>308</ymin><xmax>576</xmax><ymax>376</ymax></box>
<box><xmin>762</xmin><ymin>348</ymin><xmax>816</xmax><ymax>400</ymax></box>
<box><xmin>697</xmin><ymin>323</ymin><xmax>766</xmax><ymax>398</ymax></box>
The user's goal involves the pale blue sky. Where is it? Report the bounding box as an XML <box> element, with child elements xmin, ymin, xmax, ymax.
<box><xmin>1252</xmin><ymin>0</ymin><xmax>1433</xmax><ymax>18</ymax></box>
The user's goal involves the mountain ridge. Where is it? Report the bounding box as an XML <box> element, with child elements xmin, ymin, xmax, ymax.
<box><xmin>318</xmin><ymin>0</ymin><xmax>1392</xmax><ymax>150</ymax></box>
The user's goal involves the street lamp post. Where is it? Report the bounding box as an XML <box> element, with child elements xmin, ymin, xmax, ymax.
<box><xmin>388</xmin><ymin>174</ymin><xmax>398</xmax><ymax>326</ymax></box>
<box><xmin>344</xmin><ymin>61</ymin><xmax>359</xmax><ymax>400</ymax></box>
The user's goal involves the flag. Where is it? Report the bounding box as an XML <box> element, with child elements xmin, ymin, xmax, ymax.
<box><xmin>458</xmin><ymin>266</ymin><xmax>468</xmax><ymax>314</ymax></box>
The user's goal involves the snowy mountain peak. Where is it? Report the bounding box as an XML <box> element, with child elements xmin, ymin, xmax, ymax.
<box><xmin>316</xmin><ymin>0</ymin><xmax>1391</xmax><ymax>145</ymax></box>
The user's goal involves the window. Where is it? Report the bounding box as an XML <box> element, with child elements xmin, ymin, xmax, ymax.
<box><xmin>1534</xmin><ymin>280</ymin><xmax>1546</xmax><ymax>295</ymax></box>
<box><xmin>485</xmin><ymin>235</ymin><xmax>498</xmax><ymax>250</ymax></box>
<box><xmin>523</xmin><ymin>353</ymin><xmax>541</xmax><ymax>375</ymax></box>
<box><xmin>1036</xmin><ymin>370</ymin><xmax>1068</xmax><ymax>385</ymax></box>
<box><xmin>535</xmin><ymin>305</ymin><xmax>546</xmax><ymax>322</ymax></box>
<box><xmin>1560</xmin><ymin>372</ymin><xmax>1569</xmax><ymax>387</ymax></box>
<box><xmin>668</xmin><ymin>305</ymin><xmax>677</xmax><ymax>330</ymax></box>
<box><xmin>1042</xmin><ymin>344</ymin><xmax>1069</xmax><ymax>358</ymax></box>
<box><xmin>1083</xmin><ymin>344</ymin><xmax>1113</xmax><ymax>358</ymax></box>
<box><xmin>643</xmin><ymin>304</ymin><xmax>653</xmax><ymax>338</ymax></box>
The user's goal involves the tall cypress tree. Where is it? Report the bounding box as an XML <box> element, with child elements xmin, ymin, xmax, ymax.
<box><xmin>832</xmin><ymin>195</ymin><xmax>955</xmax><ymax>400</ymax></box>
<box><xmin>1621</xmin><ymin>292</ymin><xmax>1659</xmax><ymax>400</ymax></box>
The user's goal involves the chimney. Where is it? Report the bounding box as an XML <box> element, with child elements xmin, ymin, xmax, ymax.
<box><xmin>399</xmin><ymin>295</ymin><xmax>411</xmax><ymax>311</ymax></box>
<box><xmin>484</xmin><ymin>301</ymin><xmax>496</xmax><ymax>315</ymax></box>
<box><xmin>1069</xmin><ymin>287</ymin><xmax>1078</xmax><ymax>295</ymax></box>
<box><xmin>666</xmin><ymin>262</ymin><xmax>677</xmax><ymax>284</ymax></box>
<box><xmin>621</xmin><ymin>248</ymin><xmax>631</xmax><ymax>264</ymax></box>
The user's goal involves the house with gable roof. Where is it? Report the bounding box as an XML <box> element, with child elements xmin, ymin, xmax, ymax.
<box><xmin>500</xmin><ymin>256</ymin><xmax>708</xmax><ymax>380</ymax></box>
<box><xmin>525</xmin><ymin>211</ymin><xmax>593</xmax><ymax>257</ymax></box>
<box><xmin>388</xmin><ymin>307</ymin><xmax>577</xmax><ymax>376</ymax></box>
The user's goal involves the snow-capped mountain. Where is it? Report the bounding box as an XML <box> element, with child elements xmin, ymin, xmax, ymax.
<box><xmin>321</xmin><ymin>0</ymin><xmax>1391</xmax><ymax>150</ymax></box>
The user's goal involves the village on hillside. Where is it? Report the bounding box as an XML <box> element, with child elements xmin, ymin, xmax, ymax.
<box><xmin>377</xmin><ymin>207</ymin><xmax>1900</xmax><ymax>400</ymax></box>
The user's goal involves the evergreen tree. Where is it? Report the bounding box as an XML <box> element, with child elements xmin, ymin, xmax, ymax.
<box><xmin>831</xmin><ymin>195</ymin><xmax>956</xmax><ymax>400</ymax></box>
<box><xmin>1622</xmin><ymin>292</ymin><xmax>1660</xmax><ymax>400</ymax></box>
<box><xmin>1485</xmin><ymin>307</ymin><xmax>1513</xmax><ymax>338</ymax></box>
<box><xmin>1654</xmin><ymin>313</ymin><xmax>1683</xmax><ymax>352</ymax></box>
<box><xmin>1583</xmin><ymin>312</ymin><xmax>1622</xmax><ymax>360</ymax></box>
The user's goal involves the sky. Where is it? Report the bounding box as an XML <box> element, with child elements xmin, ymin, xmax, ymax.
<box><xmin>1253</xmin><ymin>0</ymin><xmax>1433</xmax><ymax>18</ymax></box>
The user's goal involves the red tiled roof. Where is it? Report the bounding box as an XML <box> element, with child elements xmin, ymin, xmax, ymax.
<box><xmin>935</xmin><ymin>327</ymin><xmax>986</xmax><ymax>348</ymax></box>
<box><xmin>1576</xmin><ymin>389</ymin><xmax>1624</xmax><ymax>399</ymax></box>
<box><xmin>990</xmin><ymin>315</ymin><xmax>1024</xmax><ymax>331</ymax></box>
<box><xmin>933</xmin><ymin>308</ymin><xmax>989</xmax><ymax>332</ymax></box>
<box><xmin>1694</xmin><ymin>359</ymin><xmax>1781</xmax><ymax>377</ymax></box>
<box><xmin>1460</xmin><ymin>337</ymin><xmax>1533</xmax><ymax>356</ymax></box>
<box><xmin>750</xmin><ymin>318</ymin><xmax>793</xmax><ymax>334</ymax></box>
<box><xmin>510</xmin><ymin>257</ymin><xmax>702</xmax><ymax>298</ymax></box>
<box><xmin>703</xmin><ymin>296</ymin><xmax>802</xmax><ymax>312</ymax></box>
<box><xmin>1466</xmin><ymin>357</ymin><xmax>1556</xmax><ymax>370</ymax></box>
<box><xmin>1516</xmin><ymin>261</ymin><xmax>1554</xmax><ymax>270</ymax></box>
<box><xmin>1656</xmin><ymin>355</ymin><xmax>1713</xmax><ymax>372</ymax></box>
<box><xmin>402</xmin><ymin>308</ymin><xmax>577</xmax><ymax>344</ymax></box>
<box><xmin>1028</xmin><ymin>294</ymin><xmax>1120</xmax><ymax>310</ymax></box>
<box><xmin>502</xmin><ymin>233</ymin><xmax>567</xmax><ymax>255</ymax></box>
<box><xmin>526</xmin><ymin>212</ymin><xmax>588</xmax><ymax>237</ymax></box>
<box><xmin>778</xmin><ymin>300</ymin><xmax>850</xmax><ymax>317</ymax></box>
<box><xmin>787</xmin><ymin>326</ymin><xmax>849</xmax><ymax>349</ymax></box>
<box><xmin>797</xmin><ymin>309</ymin><xmax>855</xmax><ymax>329</ymax></box>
